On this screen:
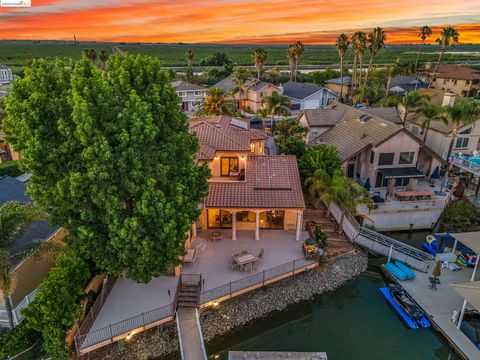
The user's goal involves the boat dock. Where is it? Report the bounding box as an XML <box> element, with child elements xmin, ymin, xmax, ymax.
<box><xmin>228</xmin><ymin>351</ymin><xmax>328</xmax><ymax>360</ymax></box>
<box><xmin>383</xmin><ymin>261</ymin><xmax>479</xmax><ymax>360</ymax></box>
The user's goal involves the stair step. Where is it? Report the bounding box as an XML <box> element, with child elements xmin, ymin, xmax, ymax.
<box><xmin>177</xmin><ymin>301</ymin><xmax>198</xmax><ymax>307</ymax></box>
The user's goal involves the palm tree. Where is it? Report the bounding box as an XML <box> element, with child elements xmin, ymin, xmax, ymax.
<box><xmin>429</xmin><ymin>26</ymin><xmax>460</xmax><ymax>87</ymax></box>
<box><xmin>195</xmin><ymin>87</ymin><xmax>238</xmax><ymax>116</ymax></box>
<box><xmin>364</xmin><ymin>27</ymin><xmax>386</xmax><ymax>87</ymax></box>
<box><xmin>385</xmin><ymin>61</ymin><xmax>403</xmax><ymax>100</ymax></box>
<box><xmin>336</xmin><ymin>34</ymin><xmax>350</xmax><ymax>102</ymax></box>
<box><xmin>351</xmin><ymin>32</ymin><xmax>366</xmax><ymax>91</ymax></box>
<box><xmin>0</xmin><ymin>201</ymin><xmax>52</xmax><ymax>329</ymax></box>
<box><xmin>418</xmin><ymin>102</ymin><xmax>446</xmax><ymax>142</ymax></box>
<box><xmin>287</xmin><ymin>41</ymin><xmax>304</xmax><ymax>81</ymax></box>
<box><xmin>442</xmin><ymin>98</ymin><xmax>480</xmax><ymax>160</ymax></box>
<box><xmin>414</xmin><ymin>26</ymin><xmax>433</xmax><ymax>73</ymax></box>
<box><xmin>252</xmin><ymin>48</ymin><xmax>268</xmax><ymax>80</ymax></box>
<box><xmin>185</xmin><ymin>49</ymin><xmax>194</xmax><ymax>70</ymax></box>
<box><xmin>399</xmin><ymin>91</ymin><xmax>429</xmax><ymax>125</ymax></box>
<box><xmin>98</xmin><ymin>50</ymin><xmax>109</xmax><ymax>70</ymax></box>
<box><xmin>231</xmin><ymin>68</ymin><xmax>251</xmax><ymax>111</ymax></box>
<box><xmin>261</xmin><ymin>92</ymin><xmax>290</xmax><ymax>131</ymax></box>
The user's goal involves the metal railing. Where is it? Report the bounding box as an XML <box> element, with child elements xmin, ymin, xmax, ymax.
<box><xmin>195</xmin><ymin>308</ymin><xmax>208</xmax><ymax>360</ymax></box>
<box><xmin>176</xmin><ymin>312</ymin><xmax>185</xmax><ymax>360</ymax></box>
<box><xmin>75</xmin><ymin>303</ymin><xmax>174</xmax><ymax>351</ymax></box>
<box><xmin>0</xmin><ymin>288</ymin><xmax>38</xmax><ymax>326</ymax></box>
<box><xmin>357</xmin><ymin>198</ymin><xmax>448</xmax><ymax>213</ymax></box>
<box><xmin>76</xmin><ymin>276</ymin><xmax>117</xmax><ymax>339</ymax></box>
<box><xmin>199</xmin><ymin>257</ymin><xmax>318</xmax><ymax>305</ymax></box>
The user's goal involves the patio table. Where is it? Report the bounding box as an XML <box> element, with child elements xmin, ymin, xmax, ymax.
<box><xmin>395</xmin><ymin>190</ymin><xmax>433</xmax><ymax>201</ymax></box>
<box><xmin>234</xmin><ymin>253</ymin><xmax>256</xmax><ymax>264</ymax></box>
<box><xmin>209</xmin><ymin>232</ymin><xmax>224</xmax><ymax>243</ymax></box>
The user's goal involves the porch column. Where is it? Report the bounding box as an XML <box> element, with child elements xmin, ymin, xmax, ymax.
<box><xmin>232</xmin><ymin>211</ymin><xmax>237</xmax><ymax>240</ymax></box>
<box><xmin>255</xmin><ymin>211</ymin><xmax>260</xmax><ymax>241</ymax></box>
<box><xmin>191</xmin><ymin>222</ymin><xmax>197</xmax><ymax>237</ymax></box>
<box><xmin>295</xmin><ymin>212</ymin><xmax>303</xmax><ymax>241</ymax></box>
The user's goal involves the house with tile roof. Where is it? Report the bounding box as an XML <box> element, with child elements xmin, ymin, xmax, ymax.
<box><xmin>417</xmin><ymin>63</ymin><xmax>480</xmax><ymax>97</ymax></box>
<box><xmin>308</xmin><ymin>102</ymin><xmax>447</xmax><ymax>231</ymax></box>
<box><xmin>280</xmin><ymin>81</ymin><xmax>338</xmax><ymax>110</ymax></box>
<box><xmin>298</xmin><ymin>102</ymin><xmax>401</xmax><ymax>143</ymax></box>
<box><xmin>213</xmin><ymin>76</ymin><xmax>281</xmax><ymax>113</ymax></box>
<box><xmin>325</xmin><ymin>76</ymin><xmax>352</xmax><ymax>102</ymax></box>
<box><xmin>171</xmin><ymin>80</ymin><xmax>208</xmax><ymax>112</ymax></box>
<box><xmin>0</xmin><ymin>176</ymin><xmax>65</xmax><ymax>328</ymax></box>
<box><xmin>189</xmin><ymin>116</ymin><xmax>305</xmax><ymax>241</ymax></box>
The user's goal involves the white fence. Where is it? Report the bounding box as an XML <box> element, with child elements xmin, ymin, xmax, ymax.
<box><xmin>0</xmin><ymin>288</ymin><xmax>38</xmax><ymax>326</ymax></box>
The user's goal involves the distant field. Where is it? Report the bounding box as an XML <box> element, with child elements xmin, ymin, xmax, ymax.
<box><xmin>2</xmin><ymin>42</ymin><xmax>480</xmax><ymax>70</ymax></box>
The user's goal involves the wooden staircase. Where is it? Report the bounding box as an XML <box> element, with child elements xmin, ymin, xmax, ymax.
<box><xmin>178</xmin><ymin>274</ymin><xmax>202</xmax><ymax>308</ymax></box>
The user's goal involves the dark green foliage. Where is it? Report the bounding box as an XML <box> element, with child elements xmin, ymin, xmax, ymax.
<box><xmin>314</xmin><ymin>226</ymin><xmax>329</xmax><ymax>248</ymax></box>
<box><xmin>4</xmin><ymin>55</ymin><xmax>210</xmax><ymax>281</ymax></box>
<box><xmin>309</xmin><ymin>68</ymin><xmax>341</xmax><ymax>86</ymax></box>
<box><xmin>274</xmin><ymin>119</ymin><xmax>308</xmax><ymax>157</ymax></box>
<box><xmin>277</xmin><ymin>136</ymin><xmax>306</xmax><ymax>157</ymax></box>
<box><xmin>199</xmin><ymin>52</ymin><xmax>232</xmax><ymax>66</ymax></box>
<box><xmin>21</xmin><ymin>251</ymin><xmax>91</xmax><ymax>358</ymax></box>
<box><xmin>0</xmin><ymin>323</ymin><xmax>40</xmax><ymax>359</ymax></box>
<box><xmin>439</xmin><ymin>199</ymin><xmax>480</xmax><ymax>232</ymax></box>
<box><xmin>298</xmin><ymin>145</ymin><xmax>342</xmax><ymax>182</ymax></box>
<box><xmin>0</xmin><ymin>161</ymin><xmax>22</xmax><ymax>177</ymax></box>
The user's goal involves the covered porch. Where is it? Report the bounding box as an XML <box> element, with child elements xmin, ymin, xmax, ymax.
<box><xmin>194</xmin><ymin>208</ymin><xmax>304</xmax><ymax>242</ymax></box>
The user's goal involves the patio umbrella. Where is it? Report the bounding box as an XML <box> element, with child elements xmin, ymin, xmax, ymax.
<box><xmin>431</xmin><ymin>166</ymin><xmax>440</xmax><ymax>180</ymax></box>
<box><xmin>364</xmin><ymin>178</ymin><xmax>371</xmax><ymax>192</ymax></box>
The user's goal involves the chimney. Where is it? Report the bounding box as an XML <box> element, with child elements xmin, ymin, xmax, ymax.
<box><xmin>442</xmin><ymin>92</ymin><xmax>457</xmax><ymax>107</ymax></box>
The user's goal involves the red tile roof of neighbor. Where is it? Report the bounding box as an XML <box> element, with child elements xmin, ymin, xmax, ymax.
<box><xmin>420</xmin><ymin>64</ymin><xmax>480</xmax><ymax>81</ymax></box>
<box><xmin>189</xmin><ymin>116</ymin><xmax>267</xmax><ymax>160</ymax></box>
<box><xmin>204</xmin><ymin>155</ymin><xmax>305</xmax><ymax>209</ymax></box>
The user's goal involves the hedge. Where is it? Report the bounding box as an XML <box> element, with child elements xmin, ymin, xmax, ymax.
<box><xmin>0</xmin><ymin>160</ymin><xmax>22</xmax><ymax>177</ymax></box>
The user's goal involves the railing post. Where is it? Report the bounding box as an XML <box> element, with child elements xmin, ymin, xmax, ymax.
<box><xmin>109</xmin><ymin>324</ymin><xmax>113</xmax><ymax>340</ymax></box>
<box><xmin>142</xmin><ymin>312</ymin><xmax>146</xmax><ymax>327</ymax></box>
<box><xmin>293</xmin><ymin>259</ymin><xmax>295</xmax><ymax>274</ymax></box>
<box><xmin>263</xmin><ymin>270</ymin><xmax>265</xmax><ymax>286</ymax></box>
<box><xmin>229</xmin><ymin>282</ymin><xmax>232</xmax><ymax>298</ymax></box>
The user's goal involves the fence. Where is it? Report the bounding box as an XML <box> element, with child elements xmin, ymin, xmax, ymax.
<box><xmin>199</xmin><ymin>257</ymin><xmax>318</xmax><ymax>306</ymax></box>
<box><xmin>0</xmin><ymin>288</ymin><xmax>38</xmax><ymax>326</ymax></box>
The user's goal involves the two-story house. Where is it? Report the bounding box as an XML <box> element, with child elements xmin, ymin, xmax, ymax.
<box><xmin>189</xmin><ymin>116</ymin><xmax>305</xmax><ymax>240</ymax></box>
<box><xmin>213</xmin><ymin>75</ymin><xmax>281</xmax><ymax>113</ymax></box>
<box><xmin>308</xmin><ymin>103</ymin><xmax>446</xmax><ymax>231</ymax></box>
<box><xmin>299</xmin><ymin>102</ymin><xmax>402</xmax><ymax>143</ymax></box>
<box><xmin>0</xmin><ymin>175</ymin><xmax>64</xmax><ymax>328</ymax></box>
<box><xmin>325</xmin><ymin>76</ymin><xmax>352</xmax><ymax>102</ymax></box>
<box><xmin>280</xmin><ymin>80</ymin><xmax>338</xmax><ymax>110</ymax></box>
<box><xmin>417</xmin><ymin>63</ymin><xmax>480</xmax><ymax>97</ymax></box>
<box><xmin>171</xmin><ymin>80</ymin><xmax>208</xmax><ymax>112</ymax></box>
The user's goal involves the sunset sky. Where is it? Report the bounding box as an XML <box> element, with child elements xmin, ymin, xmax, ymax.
<box><xmin>1</xmin><ymin>0</ymin><xmax>479</xmax><ymax>44</ymax></box>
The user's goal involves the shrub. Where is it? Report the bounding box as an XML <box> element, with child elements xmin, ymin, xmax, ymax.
<box><xmin>314</xmin><ymin>226</ymin><xmax>329</xmax><ymax>248</ymax></box>
<box><xmin>0</xmin><ymin>161</ymin><xmax>22</xmax><ymax>177</ymax></box>
<box><xmin>21</xmin><ymin>251</ymin><xmax>91</xmax><ymax>358</ymax></box>
<box><xmin>0</xmin><ymin>323</ymin><xmax>39</xmax><ymax>359</ymax></box>
<box><xmin>439</xmin><ymin>199</ymin><xmax>480</xmax><ymax>232</ymax></box>
<box><xmin>298</xmin><ymin>144</ymin><xmax>342</xmax><ymax>182</ymax></box>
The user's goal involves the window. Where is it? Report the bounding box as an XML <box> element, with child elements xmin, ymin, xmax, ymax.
<box><xmin>220</xmin><ymin>154</ymin><xmax>239</xmax><ymax>176</ymax></box>
<box><xmin>250</xmin><ymin>143</ymin><xmax>255</xmax><ymax>153</ymax></box>
<box><xmin>399</xmin><ymin>152</ymin><xmax>415</xmax><ymax>165</ymax></box>
<box><xmin>260</xmin><ymin>91</ymin><xmax>267</xmax><ymax>98</ymax></box>
<box><xmin>453</xmin><ymin>80</ymin><xmax>458</xmax><ymax>85</ymax></box>
<box><xmin>194</xmin><ymin>91</ymin><xmax>202</xmax><ymax>96</ymax></box>
<box><xmin>236</xmin><ymin>211</ymin><xmax>256</xmax><ymax>222</ymax></box>
<box><xmin>460</xmin><ymin>127</ymin><xmax>472</xmax><ymax>135</ymax></box>
<box><xmin>311</xmin><ymin>128</ymin><xmax>319</xmax><ymax>137</ymax></box>
<box><xmin>378</xmin><ymin>153</ymin><xmax>394</xmax><ymax>166</ymax></box>
<box><xmin>395</xmin><ymin>178</ymin><xmax>410</xmax><ymax>186</ymax></box>
<box><xmin>369</xmin><ymin>151</ymin><xmax>375</xmax><ymax>164</ymax></box>
<box><xmin>455</xmin><ymin>137</ymin><xmax>469</xmax><ymax>149</ymax></box>
<box><xmin>178</xmin><ymin>91</ymin><xmax>186</xmax><ymax>97</ymax></box>
<box><xmin>411</xmin><ymin>126</ymin><xmax>420</xmax><ymax>136</ymax></box>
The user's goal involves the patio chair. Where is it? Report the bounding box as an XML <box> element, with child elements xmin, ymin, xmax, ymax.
<box><xmin>257</xmin><ymin>248</ymin><xmax>264</xmax><ymax>262</ymax></box>
<box><xmin>243</xmin><ymin>262</ymin><xmax>255</xmax><ymax>275</ymax></box>
<box><xmin>229</xmin><ymin>256</ymin><xmax>240</xmax><ymax>270</ymax></box>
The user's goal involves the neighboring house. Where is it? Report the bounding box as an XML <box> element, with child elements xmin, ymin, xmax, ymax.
<box><xmin>0</xmin><ymin>133</ymin><xmax>20</xmax><ymax>163</ymax></box>
<box><xmin>0</xmin><ymin>65</ymin><xmax>13</xmax><ymax>85</ymax></box>
<box><xmin>308</xmin><ymin>103</ymin><xmax>446</xmax><ymax>231</ymax></box>
<box><xmin>213</xmin><ymin>76</ymin><xmax>281</xmax><ymax>114</ymax></box>
<box><xmin>388</xmin><ymin>75</ymin><xmax>428</xmax><ymax>97</ymax></box>
<box><xmin>280</xmin><ymin>80</ymin><xmax>338</xmax><ymax>110</ymax></box>
<box><xmin>0</xmin><ymin>176</ymin><xmax>64</xmax><ymax>328</ymax></box>
<box><xmin>189</xmin><ymin>116</ymin><xmax>305</xmax><ymax>240</ymax></box>
<box><xmin>325</xmin><ymin>76</ymin><xmax>352</xmax><ymax>101</ymax></box>
<box><xmin>417</xmin><ymin>63</ymin><xmax>480</xmax><ymax>97</ymax></box>
<box><xmin>299</xmin><ymin>102</ymin><xmax>401</xmax><ymax>143</ymax></box>
<box><xmin>171</xmin><ymin>80</ymin><xmax>208</xmax><ymax>112</ymax></box>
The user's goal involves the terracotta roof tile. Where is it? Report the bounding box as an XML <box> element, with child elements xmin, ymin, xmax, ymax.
<box><xmin>204</xmin><ymin>155</ymin><xmax>305</xmax><ymax>209</ymax></box>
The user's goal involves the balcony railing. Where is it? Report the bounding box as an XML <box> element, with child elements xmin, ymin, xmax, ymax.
<box><xmin>451</xmin><ymin>155</ymin><xmax>480</xmax><ymax>176</ymax></box>
<box><xmin>0</xmin><ymin>288</ymin><xmax>38</xmax><ymax>326</ymax></box>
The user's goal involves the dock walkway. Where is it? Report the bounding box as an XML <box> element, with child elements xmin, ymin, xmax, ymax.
<box><xmin>388</xmin><ymin>261</ymin><xmax>479</xmax><ymax>360</ymax></box>
<box><xmin>176</xmin><ymin>307</ymin><xmax>207</xmax><ymax>360</ymax></box>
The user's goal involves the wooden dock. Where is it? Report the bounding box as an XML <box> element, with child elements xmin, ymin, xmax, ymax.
<box><xmin>382</xmin><ymin>262</ymin><xmax>479</xmax><ymax>360</ymax></box>
<box><xmin>228</xmin><ymin>351</ymin><xmax>328</xmax><ymax>360</ymax></box>
<box><xmin>176</xmin><ymin>307</ymin><xmax>207</xmax><ymax>360</ymax></box>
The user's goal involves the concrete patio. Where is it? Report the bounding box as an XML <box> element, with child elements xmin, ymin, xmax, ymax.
<box><xmin>183</xmin><ymin>229</ymin><xmax>309</xmax><ymax>292</ymax></box>
<box><xmin>89</xmin><ymin>275</ymin><xmax>179</xmax><ymax>332</ymax></box>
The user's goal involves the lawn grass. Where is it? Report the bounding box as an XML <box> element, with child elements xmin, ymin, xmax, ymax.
<box><xmin>2</xmin><ymin>41</ymin><xmax>480</xmax><ymax>70</ymax></box>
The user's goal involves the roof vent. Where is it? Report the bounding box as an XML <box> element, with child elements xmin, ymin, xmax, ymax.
<box><xmin>361</xmin><ymin>133</ymin><xmax>367</xmax><ymax>139</ymax></box>
<box><xmin>359</xmin><ymin>114</ymin><xmax>372</xmax><ymax>123</ymax></box>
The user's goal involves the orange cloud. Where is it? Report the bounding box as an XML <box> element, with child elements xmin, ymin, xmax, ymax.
<box><xmin>0</xmin><ymin>0</ymin><xmax>479</xmax><ymax>43</ymax></box>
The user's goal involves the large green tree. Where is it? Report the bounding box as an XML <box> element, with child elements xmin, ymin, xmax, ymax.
<box><xmin>4</xmin><ymin>55</ymin><xmax>210</xmax><ymax>282</ymax></box>
<box><xmin>298</xmin><ymin>144</ymin><xmax>342</xmax><ymax>182</ymax></box>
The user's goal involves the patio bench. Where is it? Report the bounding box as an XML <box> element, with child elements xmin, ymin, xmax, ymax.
<box><xmin>183</xmin><ymin>248</ymin><xmax>197</xmax><ymax>263</ymax></box>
